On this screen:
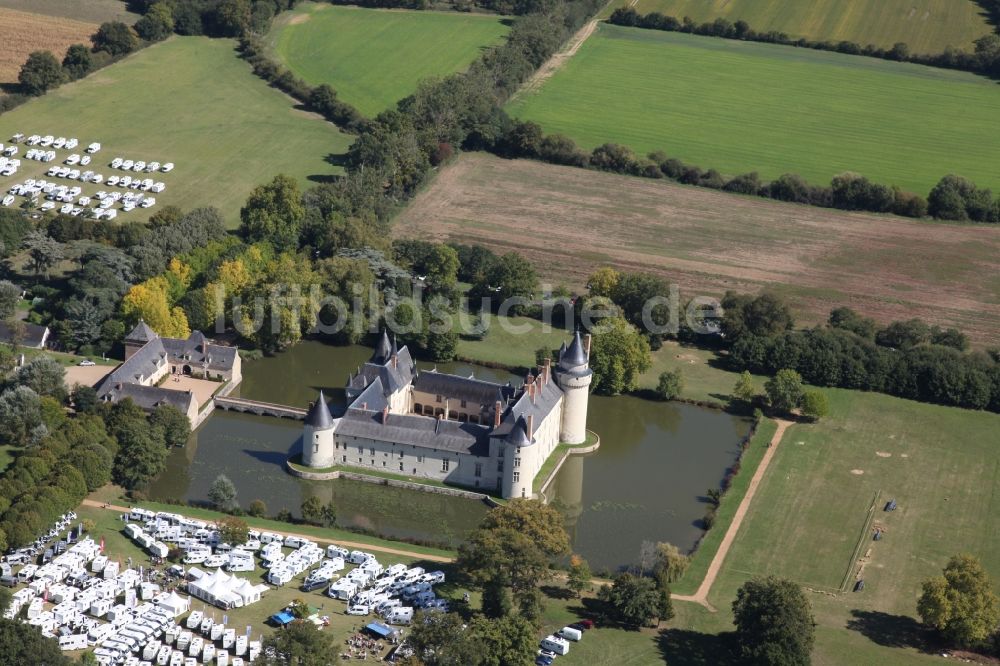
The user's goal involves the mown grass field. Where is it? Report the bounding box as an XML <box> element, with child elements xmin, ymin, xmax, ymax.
<box><xmin>269</xmin><ymin>3</ymin><xmax>509</xmax><ymax>116</ymax></box>
<box><xmin>395</xmin><ymin>154</ymin><xmax>1000</xmax><ymax>347</ymax></box>
<box><xmin>507</xmin><ymin>24</ymin><xmax>1000</xmax><ymax>195</ymax></box>
<box><xmin>0</xmin><ymin>7</ymin><xmax>96</xmax><ymax>84</ymax></box>
<box><xmin>604</xmin><ymin>0</ymin><xmax>994</xmax><ymax>53</ymax></box>
<box><xmin>0</xmin><ymin>36</ymin><xmax>351</xmax><ymax>226</ymax></box>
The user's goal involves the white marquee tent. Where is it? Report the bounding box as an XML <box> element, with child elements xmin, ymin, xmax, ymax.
<box><xmin>187</xmin><ymin>569</ymin><xmax>267</xmax><ymax>610</ymax></box>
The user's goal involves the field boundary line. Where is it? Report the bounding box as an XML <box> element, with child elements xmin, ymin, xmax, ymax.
<box><xmin>510</xmin><ymin>0</ymin><xmax>615</xmax><ymax>100</ymax></box>
<box><xmin>671</xmin><ymin>419</ymin><xmax>792</xmax><ymax>610</ymax></box>
<box><xmin>839</xmin><ymin>489</ymin><xmax>881</xmax><ymax>592</ymax></box>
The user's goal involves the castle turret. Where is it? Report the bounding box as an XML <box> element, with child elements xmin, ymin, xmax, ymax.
<box><xmin>302</xmin><ymin>390</ymin><xmax>335</xmax><ymax>467</ymax></box>
<box><xmin>372</xmin><ymin>330</ymin><xmax>392</xmax><ymax>365</ymax></box>
<box><xmin>554</xmin><ymin>332</ymin><xmax>592</xmax><ymax>444</ymax></box>
<box><xmin>502</xmin><ymin>415</ymin><xmax>535</xmax><ymax>499</ymax></box>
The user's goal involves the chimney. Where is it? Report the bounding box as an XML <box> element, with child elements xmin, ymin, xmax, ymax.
<box><xmin>391</xmin><ymin>354</ymin><xmax>397</xmax><ymax>369</ymax></box>
<box><xmin>444</xmin><ymin>399</ymin><xmax>450</xmax><ymax>421</ymax></box>
<box><xmin>382</xmin><ymin>406</ymin><xmax>389</xmax><ymax>424</ymax></box>
<box><xmin>494</xmin><ymin>400</ymin><xmax>502</xmax><ymax>428</ymax></box>
<box><xmin>583</xmin><ymin>333</ymin><xmax>592</xmax><ymax>358</ymax></box>
<box><xmin>362</xmin><ymin>402</ymin><xmax>367</xmax><ymax>411</ymax></box>
<box><xmin>543</xmin><ymin>358</ymin><xmax>551</xmax><ymax>385</ymax></box>
<box><xmin>527</xmin><ymin>414</ymin><xmax>534</xmax><ymax>440</ymax></box>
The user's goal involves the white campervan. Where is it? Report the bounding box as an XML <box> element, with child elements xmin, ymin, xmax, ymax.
<box><xmin>540</xmin><ymin>635</ymin><xmax>570</xmax><ymax>656</ymax></box>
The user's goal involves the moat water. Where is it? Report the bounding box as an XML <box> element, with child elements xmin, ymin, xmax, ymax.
<box><xmin>148</xmin><ymin>340</ymin><xmax>751</xmax><ymax>571</ymax></box>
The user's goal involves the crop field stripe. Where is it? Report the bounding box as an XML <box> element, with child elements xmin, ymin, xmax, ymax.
<box><xmin>0</xmin><ymin>7</ymin><xmax>97</xmax><ymax>83</ymax></box>
<box><xmin>616</xmin><ymin>0</ymin><xmax>993</xmax><ymax>54</ymax></box>
<box><xmin>271</xmin><ymin>3</ymin><xmax>509</xmax><ymax>116</ymax></box>
<box><xmin>506</xmin><ymin>24</ymin><xmax>1000</xmax><ymax>194</ymax></box>
<box><xmin>839</xmin><ymin>490</ymin><xmax>881</xmax><ymax>593</ymax></box>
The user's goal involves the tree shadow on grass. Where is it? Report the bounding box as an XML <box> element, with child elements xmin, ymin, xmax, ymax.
<box><xmin>540</xmin><ymin>584</ymin><xmax>575</xmax><ymax>601</ymax></box>
<box><xmin>846</xmin><ymin>609</ymin><xmax>930</xmax><ymax>651</ymax></box>
<box><xmin>657</xmin><ymin>628</ymin><xmax>739</xmax><ymax>666</ymax></box>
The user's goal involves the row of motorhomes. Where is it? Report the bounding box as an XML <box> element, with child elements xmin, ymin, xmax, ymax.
<box><xmin>15</xmin><ymin>134</ymin><xmax>98</xmax><ymax>153</ymax></box>
<box><xmin>110</xmin><ymin>158</ymin><xmax>174</xmax><ymax>173</ymax></box>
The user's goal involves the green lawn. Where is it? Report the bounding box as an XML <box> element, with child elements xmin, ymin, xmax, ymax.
<box><xmin>270</xmin><ymin>3</ymin><xmax>509</xmax><ymax>116</ymax></box>
<box><xmin>605</xmin><ymin>0</ymin><xmax>993</xmax><ymax>54</ymax></box>
<box><xmin>0</xmin><ymin>36</ymin><xmax>351</xmax><ymax>227</ymax></box>
<box><xmin>455</xmin><ymin>312</ymin><xmax>574</xmax><ymax>369</ymax></box>
<box><xmin>507</xmin><ymin>24</ymin><xmax>1000</xmax><ymax>194</ymax></box>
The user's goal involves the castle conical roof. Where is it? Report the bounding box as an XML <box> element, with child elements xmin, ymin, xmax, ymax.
<box><xmin>559</xmin><ymin>331</ymin><xmax>588</xmax><ymax>369</ymax></box>
<box><xmin>305</xmin><ymin>390</ymin><xmax>333</xmax><ymax>429</ymax></box>
<box><xmin>506</xmin><ymin>415</ymin><xmax>532</xmax><ymax>447</ymax></box>
<box><xmin>372</xmin><ymin>330</ymin><xmax>392</xmax><ymax>364</ymax></box>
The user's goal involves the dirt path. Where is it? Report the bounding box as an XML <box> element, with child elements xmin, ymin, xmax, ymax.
<box><xmin>671</xmin><ymin>419</ymin><xmax>793</xmax><ymax>610</ymax></box>
<box><xmin>80</xmin><ymin>499</ymin><xmax>454</xmax><ymax>564</ymax></box>
<box><xmin>512</xmin><ymin>10</ymin><xmax>603</xmax><ymax>99</ymax></box>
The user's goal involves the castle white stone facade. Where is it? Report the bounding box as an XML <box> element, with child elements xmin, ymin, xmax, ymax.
<box><xmin>301</xmin><ymin>331</ymin><xmax>592</xmax><ymax>499</ymax></box>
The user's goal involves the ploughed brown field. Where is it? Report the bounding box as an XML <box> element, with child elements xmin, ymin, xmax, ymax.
<box><xmin>0</xmin><ymin>7</ymin><xmax>97</xmax><ymax>84</ymax></box>
<box><xmin>395</xmin><ymin>153</ymin><xmax>1000</xmax><ymax>346</ymax></box>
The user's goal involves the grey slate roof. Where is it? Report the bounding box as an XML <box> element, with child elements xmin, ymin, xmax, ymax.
<box><xmin>558</xmin><ymin>331</ymin><xmax>588</xmax><ymax>370</ymax></box>
<box><xmin>161</xmin><ymin>332</ymin><xmax>238</xmax><ymax>373</ymax></box>
<box><xmin>372</xmin><ymin>330</ymin><xmax>392</xmax><ymax>364</ymax></box>
<box><xmin>305</xmin><ymin>390</ymin><xmax>333</xmax><ymax>429</ymax></box>
<box><xmin>101</xmin><ymin>382</ymin><xmax>195</xmax><ymax>414</ymax></box>
<box><xmin>337</xmin><ymin>409</ymin><xmax>491</xmax><ymax>456</ymax></box>
<box><xmin>413</xmin><ymin>372</ymin><xmax>507</xmax><ymax>408</ymax></box>
<box><xmin>125</xmin><ymin>320</ymin><xmax>158</xmax><ymax>344</ymax></box>
<box><xmin>97</xmin><ymin>338</ymin><xmax>168</xmax><ymax>395</ymax></box>
<box><xmin>348</xmin><ymin>345</ymin><xmax>415</xmax><ymax>398</ymax></box>
<box><xmin>491</xmin><ymin>374</ymin><xmax>564</xmax><ymax>441</ymax></box>
<box><xmin>506</xmin><ymin>415</ymin><xmax>532</xmax><ymax>447</ymax></box>
<box><xmin>0</xmin><ymin>321</ymin><xmax>48</xmax><ymax>348</ymax></box>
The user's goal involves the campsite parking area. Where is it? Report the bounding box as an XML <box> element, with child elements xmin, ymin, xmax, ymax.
<box><xmin>0</xmin><ymin>36</ymin><xmax>351</xmax><ymax>226</ymax></box>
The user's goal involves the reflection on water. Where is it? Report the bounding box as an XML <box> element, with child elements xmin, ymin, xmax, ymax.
<box><xmin>149</xmin><ymin>340</ymin><xmax>750</xmax><ymax>569</ymax></box>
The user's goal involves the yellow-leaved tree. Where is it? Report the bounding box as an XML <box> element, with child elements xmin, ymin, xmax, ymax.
<box><xmin>122</xmin><ymin>276</ymin><xmax>190</xmax><ymax>338</ymax></box>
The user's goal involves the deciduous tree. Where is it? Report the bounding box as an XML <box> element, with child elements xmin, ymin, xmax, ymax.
<box><xmin>918</xmin><ymin>554</ymin><xmax>1000</xmax><ymax>647</ymax></box>
<box><xmin>733</xmin><ymin>576</ymin><xmax>815</xmax><ymax>666</ymax></box>
<box><xmin>589</xmin><ymin>316</ymin><xmax>651</xmax><ymax>395</ymax></box>
<box><xmin>765</xmin><ymin>369</ymin><xmax>804</xmax><ymax>413</ymax></box>
<box><xmin>18</xmin><ymin>51</ymin><xmax>64</xmax><ymax>95</ymax></box>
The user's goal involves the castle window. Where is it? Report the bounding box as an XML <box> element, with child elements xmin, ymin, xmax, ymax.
<box><xmin>497</xmin><ymin>461</ymin><xmax>503</xmax><ymax>473</ymax></box>
<box><xmin>417</xmin><ymin>455</ymin><xmax>424</xmax><ymax>463</ymax></box>
<box><xmin>474</xmin><ymin>463</ymin><xmax>482</xmax><ymax>478</ymax></box>
<box><xmin>313</xmin><ymin>443</ymin><xmax>318</xmax><ymax>453</ymax></box>
<box><xmin>399</xmin><ymin>451</ymin><xmax>404</xmax><ymax>459</ymax></box>
<box><xmin>514</xmin><ymin>457</ymin><xmax>521</xmax><ymax>468</ymax></box>
<box><xmin>382</xmin><ymin>461</ymin><xmax>386</xmax><ymax>467</ymax></box>
<box><xmin>358</xmin><ymin>457</ymin><xmax>362</xmax><ymax>463</ymax></box>
<box><xmin>513</xmin><ymin>471</ymin><xmax>520</xmax><ymax>483</ymax></box>
<box><xmin>358</xmin><ymin>446</ymin><xmax>363</xmax><ymax>454</ymax></box>
<box><xmin>441</xmin><ymin>459</ymin><xmax>450</xmax><ymax>472</ymax></box>
<box><xmin>498</xmin><ymin>447</ymin><xmax>504</xmax><ymax>458</ymax></box>
<box><xmin>370</xmin><ymin>447</ymin><xmax>375</xmax><ymax>456</ymax></box>
<box><xmin>435</xmin><ymin>395</ymin><xmax>442</xmax><ymax>403</ymax></box>
<box><xmin>343</xmin><ymin>456</ymin><xmax>346</xmax><ymax>463</ymax></box>
<box><xmin>399</xmin><ymin>461</ymin><xmax>404</xmax><ymax>471</ymax></box>
<box><xmin>460</xmin><ymin>400</ymin><xmax>467</xmax><ymax>408</ymax></box>
<box><xmin>521</xmin><ymin>488</ymin><xmax>526</xmax><ymax>498</ymax></box>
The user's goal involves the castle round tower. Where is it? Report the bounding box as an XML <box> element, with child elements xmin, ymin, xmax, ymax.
<box><xmin>502</xmin><ymin>415</ymin><xmax>535</xmax><ymax>499</ymax></box>
<box><xmin>302</xmin><ymin>390</ymin><xmax>335</xmax><ymax>468</ymax></box>
<box><xmin>555</xmin><ymin>332</ymin><xmax>592</xmax><ymax>445</ymax></box>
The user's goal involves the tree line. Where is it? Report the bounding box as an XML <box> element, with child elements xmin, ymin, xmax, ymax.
<box><xmin>0</xmin><ymin>353</ymin><xmax>190</xmax><ymax>551</ymax></box>
<box><xmin>493</xmin><ymin>123</ymin><xmax>1000</xmax><ymax>223</ymax></box>
<box><xmin>608</xmin><ymin>7</ymin><xmax>1000</xmax><ymax>80</ymax></box>
<box><xmin>720</xmin><ymin>293</ymin><xmax>1000</xmax><ymax>412</ymax></box>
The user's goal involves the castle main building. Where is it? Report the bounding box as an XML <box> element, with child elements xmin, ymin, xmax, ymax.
<box><xmin>300</xmin><ymin>331</ymin><xmax>592</xmax><ymax>499</ymax></box>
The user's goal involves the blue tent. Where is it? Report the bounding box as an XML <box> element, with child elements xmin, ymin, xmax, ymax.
<box><xmin>365</xmin><ymin>622</ymin><xmax>398</xmax><ymax>639</ymax></box>
<box><xmin>270</xmin><ymin>611</ymin><xmax>295</xmax><ymax>627</ymax></box>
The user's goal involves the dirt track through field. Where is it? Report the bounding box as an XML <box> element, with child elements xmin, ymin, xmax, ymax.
<box><xmin>395</xmin><ymin>154</ymin><xmax>1000</xmax><ymax>346</ymax></box>
<box><xmin>512</xmin><ymin>8</ymin><xmax>603</xmax><ymax>98</ymax></box>
<box><xmin>672</xmin><ymin>420</ymin><xmax>792</xmax><ymax>609</ymax></box>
